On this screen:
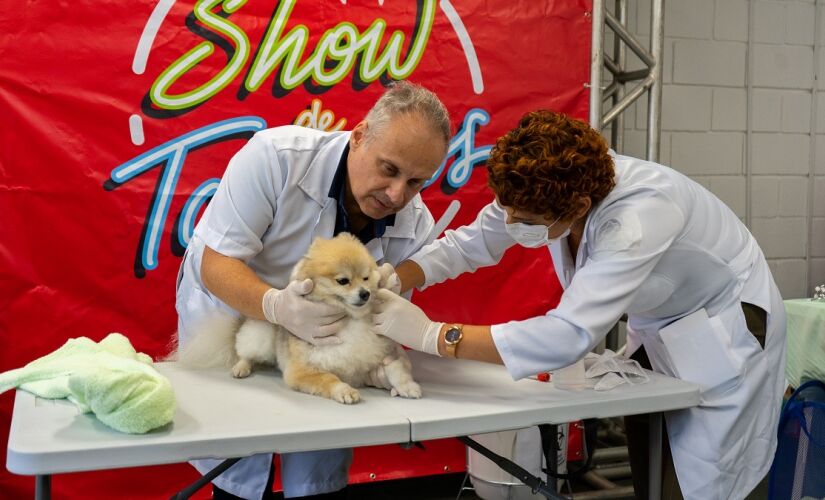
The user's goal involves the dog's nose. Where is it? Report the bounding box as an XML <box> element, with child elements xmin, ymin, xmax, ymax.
<box><xmin>359</xmin><ymin>289</ymin><xmax>370</xmax><ymax>302</ymax></box>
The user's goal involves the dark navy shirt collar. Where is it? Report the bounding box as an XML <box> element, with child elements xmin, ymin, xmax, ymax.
<box><xmin>328</xmin><ymin>143</ymin><xmax>395</xmax><ymax>244</ymax></box>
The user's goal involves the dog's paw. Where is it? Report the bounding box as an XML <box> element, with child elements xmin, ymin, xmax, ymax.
<box><xmin>391</xmin><ymin>380</ymin><xmax>422</xmax><ymax>399</ymax></box>
<box><xmin>231</xmin><ymin>359</ymin><xmax>253</xmax><ymax>378</ymax></box>
<box><xmin>331</xmin><ymin>383</ymin><xmax>361</xmax><ymax>404</ymax></box>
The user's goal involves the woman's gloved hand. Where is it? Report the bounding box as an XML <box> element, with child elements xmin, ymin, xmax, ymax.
<box><xmin>262</xmin><ymin>280</ymin><xmax>346</xmax><ymax>345</ymax></box>
<box><xmin>373</xmin><ymin>289</ymin><xmax>442</xmax><ymax>355</ymax></box>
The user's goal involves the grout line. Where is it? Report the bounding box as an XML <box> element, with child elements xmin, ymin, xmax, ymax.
<box><xmin>807</xmin><ymin>0</ymin><xmax>822</xmax><ymax>292</ymax></box>
<box><xmin>745</xmin><ymin>0</ymin><xmax>754</xmax><ymax>230</ymax></box>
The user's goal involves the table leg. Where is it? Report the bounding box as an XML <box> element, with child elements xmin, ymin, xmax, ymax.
<box><xmin>458</xmin><ymin>436</ymin><xmax>567</xmax><ymax>500</ymax></box>
<box><xmin>543</xmin><ymin>424</ymin><xmax>559</xmax><ymax>493</ymax></box>
<box><xmin>169</xmin><ymin>457</ymin><xmax>242</xmax><ymax>500</ymax></box>
<box><xmin>35</xmin><ymin>475</ymin><xmax>50</xmax><ymax>500</ymax></box>
<box><xmin>649</xmin><ymin>412</ymin><xmax>663</xmax><ymax>500</ymax></box>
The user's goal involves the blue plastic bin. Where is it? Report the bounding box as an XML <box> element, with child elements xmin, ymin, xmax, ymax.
<box><xmin>769</xmin><ymin>380</ymin><xmax>825</xmax><ymax>500</ymax></box>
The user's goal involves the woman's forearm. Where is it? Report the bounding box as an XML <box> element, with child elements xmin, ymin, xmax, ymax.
<box><xmin>395</xmin><ymin>260</ymin><xmax>426</xmax><ymax>293</ymax></box>
<box><xmin>435</xmin><ymin>323</ymin><xmax>504</xmax><ymax>365</ymax></box>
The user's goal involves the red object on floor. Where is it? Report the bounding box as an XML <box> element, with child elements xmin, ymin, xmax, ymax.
<box><xmin>271</xmin><ymin>439</ymin><xmax>467</xmax><ymax>492</ymax></box>
<box><xmin>350</xmin><ymin>440</ymin><xmax>467</xmax><ymax>483</ymax></box>
<box><xmin>567</xmin><ymin>421</ymin><xmax>585</xmax><ymax>462</ymax></box>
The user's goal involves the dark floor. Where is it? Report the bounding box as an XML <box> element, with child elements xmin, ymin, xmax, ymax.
<box><xmin>344</xmin><ymin>473</ymin><xmax>479</xmax><ymax>499</ymax></box>
<box><xmin>339</xmin><ymin>471</ymin><xmax>634</xmax><ymax>499</ymax></box>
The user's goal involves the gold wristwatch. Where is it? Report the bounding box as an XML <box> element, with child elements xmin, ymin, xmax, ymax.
<box><xmin>443</xmin><ymin>324</ymin><xmax>464</xmax><ymax>358</ymax></box>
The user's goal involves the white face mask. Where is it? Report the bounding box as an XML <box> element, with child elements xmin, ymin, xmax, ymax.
<box><xmin>505</xmin><ymin>217</ymin><xmax>571</xmax><ymax>248</ymax></box>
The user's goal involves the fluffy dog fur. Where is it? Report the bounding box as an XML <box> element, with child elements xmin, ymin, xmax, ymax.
<box><xmin>176</xmin><ymin>233</ymin><xmax>421</xmax><ymax>404</ymax></box>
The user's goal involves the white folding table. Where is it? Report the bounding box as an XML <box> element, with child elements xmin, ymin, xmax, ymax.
<box><xmin>6</xmin><ymin>351</ymin><xmax>700</xmax><ymax>500</ymax></box>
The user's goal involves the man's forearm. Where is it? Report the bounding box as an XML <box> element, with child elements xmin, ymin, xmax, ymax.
<box><xmin>200</xmin><ymin>245</ymin><xmax>271</xmax><ymax>320</ymax></box>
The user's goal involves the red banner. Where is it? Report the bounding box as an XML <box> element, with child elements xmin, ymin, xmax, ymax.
<box><xmin>0</xmin><ymin>1</ymin><xmax>591</xmax><ymax>497</ymax></box>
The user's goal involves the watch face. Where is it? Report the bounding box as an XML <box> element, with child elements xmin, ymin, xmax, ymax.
<box><xmin>445</xmin><ymin>327</ymin><xmax>462</xmax><ymax>343</ymax></box>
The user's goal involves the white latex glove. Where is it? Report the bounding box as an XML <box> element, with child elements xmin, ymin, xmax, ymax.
<box><xmin>262</xmin><ymin>280</ymin><xmax>346</xmax><ymax>346</ymax></box>
<box><xmin>373</xmin><ymin>289</ymin><xmax>442</xmax><ymax>355</ymax></box>
<box><xmin>377</xmin><ymin>263</ymin><xmax>402</xmax><ymax>294</ymax></box>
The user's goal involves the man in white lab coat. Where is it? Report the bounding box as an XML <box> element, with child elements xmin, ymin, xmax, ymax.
<box><xmin>374</xmin><ymin>110</ymin><xmax>786</xmax><ymax>500</ymax></box>
<box><xmin>175</xmin><ymin>81</ymin><xmax>450</xmax><ymax>499</ymax></box>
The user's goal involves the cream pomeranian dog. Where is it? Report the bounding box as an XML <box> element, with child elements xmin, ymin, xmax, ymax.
<box><xmin>176</xmin><ymin>233</ymin><xmax>422</xmax><ymax>404</ymax></box>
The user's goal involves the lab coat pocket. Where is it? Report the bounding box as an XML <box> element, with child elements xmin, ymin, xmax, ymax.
<box><xmin>185</xmin><ymin>287</ymin><xmax>217</xmax><ymax>317</ymax></box>
<box><xmin>659</xmin><ymin>308</ymin><xmax>744</xmax><ymax>392</ymax></box>
<box><xmin>177</xmin><ymin>286</ymin><xmax>219</xmax><ymax>341</ymax></box>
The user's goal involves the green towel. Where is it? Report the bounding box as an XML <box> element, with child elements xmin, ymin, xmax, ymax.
<box><xmin>0</xmin><ymin>333</ymin><xmax>175</xmax><ymax>434</ymax></box>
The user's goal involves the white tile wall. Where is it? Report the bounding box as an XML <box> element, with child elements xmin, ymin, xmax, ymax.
<box><xmin>813</xmin><ymin>177</ymin><xmax>825</xmax><ymax>216</ymax></box>
<box><xmin>751</xmin><ymin>176</ymin><xmax>781</xmax><ymax>217</ymax></box>
<box><xmin>815</xmin><ymin>93</ymin><xmax>825</xmax><ymax>131</ymax></box>
<box><xmin>810</xmin><ymin>258</ymin><xmax>825</xmax><ymax>289</ymax></box>
<box><xmin>620</xmin><ymin>0</ymin><xmax>821</xmax><ymax>298</ymax></box>
<box><xmin>662</xmin><ymin>85</ymin><xmax>712</xmax><ymax>130</ymax></box>
<box><xmin>714</xmin><ymin>0</ymin><xmax>749</xmax><ymax>42</ymax></box>
<box><xmin>752</xmin><ymin>90</ymin><xmax>782</xmax><ymax>132</ymax></box>
<box><xmin>709</xmin><ymin>175</ymin><xmax>748</xmax><ymax>216</ymax></box>
<box><xmin>779</xmin><ymin>176</ymin><xmax>809</xmax><ymax>216</ymax></box>
<box><xmin>781</xmin><ymin>91</ymin><xmax>812</xmax><ymax>133</ymax></box>
<box><xmin>664</xmin><ymin>0</ymin><xmax>715</xmax><ymax>39</ymax></box>
<box><xmin>673</xmin><ymin>40</ymin><xmax>748</xmax><ymax>86</ymax></box>
<box><xmin>670</xmin><ymin>132</ymin><xmax>744</xmax><ymax>175</ymax></box>
<box><xmin>752</xmin><ymin>44</ymin><xmax>814</xmax><ymax>89</ymax></box>
<box><xmin>751</xmin><ymin>217</ymin><xmax>808</xmax><ymax>258</ymax></box>
<box><xmin>811</xmin><ymin>217</ymin><xmax>825</xmax><ymax>257</ymax></box>
<box><xmin>770</xmin><ymin>259</ymin><xmax>809</xmax><ymax>298</ymax></box>
<box><xmin>815</xmin><ymin>135</ymin><xmax>825</xmax><ymax>175</ymax></box>
<box><xmin>753</xmin><ymin>1</ymin><xmax>787</xmax><ymax>44</ymax></box>
<box><xmin>751</xmin><ymin>133</ymin><xmax>810</xmax><ymax>175</ymax></box>
<box><xmin>818</xmin><ymin>50</ymin><xmax>825</xmax><ymax>90</ymax></box>
<box><xmin>712</xmin><ymin>88</ymin><xmax>748</xmax><ymax>131</ymax></box>
<box><xmin>786</xmin><ymin>2</ymin><xmax>816</xmax><ymax>45</ymax></box>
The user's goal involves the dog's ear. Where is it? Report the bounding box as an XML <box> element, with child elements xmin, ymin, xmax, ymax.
<box><xmin>291</xmin><ymin>257</ymin><xmax>310</xmax><ymax>281</ymax></box>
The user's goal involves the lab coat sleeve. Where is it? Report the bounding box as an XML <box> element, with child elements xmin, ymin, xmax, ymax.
<box><xmin>492</xmin><ymin>195</ymin><xmax>686</xmax><ymax>380</ymax></box>
<box><xmin>195</xmin><ymin>133</ymin><xmax>284</xmax><ymax>260</ymax></box>
<box><xmin>395</xmin><ymin>197</ymin><xmax>436</xmax><ymax>300</ymax></box>
<box><xmin>408</xmin><ymin>201</ymin><xmax>515</xmax><ymax>289</ymax></box>
<box><xmin>407</xmin><ymin>197</ymin><xmax>437</xmax><ymax>259</ymax></box>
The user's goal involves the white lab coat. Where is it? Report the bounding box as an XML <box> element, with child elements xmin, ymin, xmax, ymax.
<box><xmin>410</xmin><ymin>153</ymin><xmax>786</xmax><ymax>500</ymax></box>
<box><xmin>176</xmin><ymin>126</ymin><xmax>435</xmax><ymax>499</ymax></box>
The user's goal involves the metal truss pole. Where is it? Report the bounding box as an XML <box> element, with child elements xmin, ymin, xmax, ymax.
<box><xmin>612</xmin><ymin>0</ymin><xmax>628</xmax><ymax>151</ymax></box>
<box><xmin>589</xmin><ymin>0</ymin><xmax>665</xmax><ymax>163</ymax></box>
<box><xmin>589</xmin><ymin>0</ymin><xmax>606</xmax><ymax>131</ymax></box>
<box><xmin>647</xmin><ymin>0</ymin><xmax>664</xmax><ymax>162</ymax></box>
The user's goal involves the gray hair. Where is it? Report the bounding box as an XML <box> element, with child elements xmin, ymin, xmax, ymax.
<box><xmin>363</xmin><ymin>81</ymin><xmax>451</xmax><ymax>146</ymax></box>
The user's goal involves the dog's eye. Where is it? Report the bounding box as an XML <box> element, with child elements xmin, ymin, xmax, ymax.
<box><xmin>336</xmin><ymin>278</ymin><xmax>350</xmax><ymax>285</ymax></box>
<box><xmin>363</xmin><ymin>277</ymin><xmax>369</xmax><ymax>281</ymax></box>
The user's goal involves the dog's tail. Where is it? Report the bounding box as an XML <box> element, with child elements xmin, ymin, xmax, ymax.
<box><xmin>167</xmin><ymin>313</ymin><xmax>240</xmax><ymax>369</ymax></box>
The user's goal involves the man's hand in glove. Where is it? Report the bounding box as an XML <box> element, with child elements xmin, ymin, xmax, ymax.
<box><xmin>262</xmin><ymin>280</ymin><xmax>346</xmax><ymax>346</ymax></box>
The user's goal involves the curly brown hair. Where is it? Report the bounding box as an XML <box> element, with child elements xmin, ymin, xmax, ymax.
<box><xmin>487</xmin><ymin>110</ymin><xmax>615</xmax><ymax>219</ymax></box>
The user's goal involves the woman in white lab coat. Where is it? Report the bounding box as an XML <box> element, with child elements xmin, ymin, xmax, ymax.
<box><xmin>373</xmin><ymin>110</ymin><xmax>786</xmax><ymax>500</ymax></box>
